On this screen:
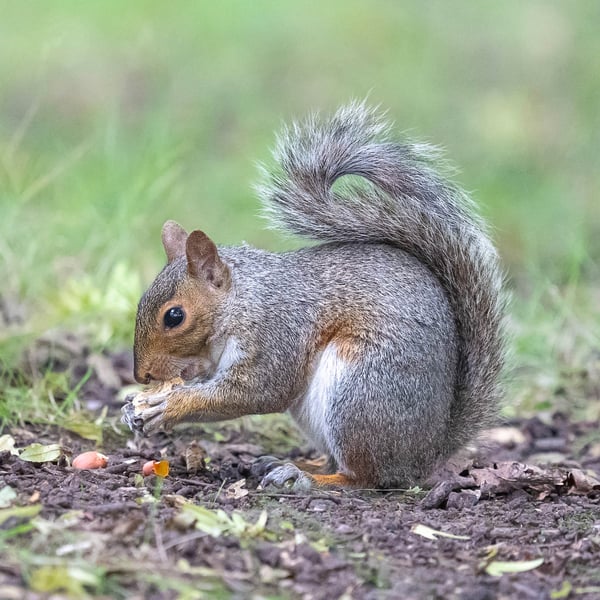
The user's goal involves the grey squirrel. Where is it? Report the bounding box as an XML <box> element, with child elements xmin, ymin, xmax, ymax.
<box><xmin>122</xmin><ymin>103</ymin><xmax>506</xmax><ymax>490</ymax></box>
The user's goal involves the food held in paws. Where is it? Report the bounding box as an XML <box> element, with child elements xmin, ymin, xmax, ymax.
<box><xmin>121</xmin><ymin>377</ymin><xmax>184</xmax><ymax>432</ymax></box>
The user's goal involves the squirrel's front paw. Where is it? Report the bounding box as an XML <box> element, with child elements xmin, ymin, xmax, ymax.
<box><xmin>253</xmin><ymin>457</ymin><xmax>313</xmax><ymax>493</ymax></box>
<box><xmin>121</xmin><ymin>391</ymin><xmax>168</xmax><ymax>435</ymax></box>
<box><xmin>121</xmin><ymin>378</ymin><xmax>183</xmax><ymax>435</ymax></box>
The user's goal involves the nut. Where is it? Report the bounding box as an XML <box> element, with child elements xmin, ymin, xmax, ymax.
<box><xmin>72</xmin><ymin>451</ymin><xmax>109</xmax><ymax>470</ymax></box>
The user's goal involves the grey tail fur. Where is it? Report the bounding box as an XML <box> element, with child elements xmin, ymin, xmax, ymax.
<box><xmin>257</xmin><ymin>102</ymin><xmax>506</xmax><ymax>449</ymax></box>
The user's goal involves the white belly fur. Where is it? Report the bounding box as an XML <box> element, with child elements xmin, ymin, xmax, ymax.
<box><xmin>289</xmin><ymin>343</ymin><xmax>347</xmax><ymax>457</ymax></box>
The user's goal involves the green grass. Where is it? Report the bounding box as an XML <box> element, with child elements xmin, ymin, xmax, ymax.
<box><xmin>0</xmin><ymin>2</ymin><xmax>599</xmax><ymax>421</ymax></box>
<box><xmin>508</xmin><ymin>280</ymin><xmax>600</xmax><ymax>419</ymax></box>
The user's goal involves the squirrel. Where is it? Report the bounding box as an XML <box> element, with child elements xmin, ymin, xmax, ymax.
<box><xmin>122</xmin><ymin>103</ymin><xmax>506</xmax><ymax>490</ymax></box>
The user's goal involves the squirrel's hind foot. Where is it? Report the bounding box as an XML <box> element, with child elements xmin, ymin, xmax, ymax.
<box><xmin>257</xmin><ymin>459</ymin><xmax>313</xmax><ymax>493</ymax></box>
<box><xmin>253</xmin><ymin>456</ymin><xmax>355</xmax><ymax>492</ymax></box>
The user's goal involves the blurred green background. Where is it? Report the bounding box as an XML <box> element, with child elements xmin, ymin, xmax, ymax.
<box><xmin>0</xmin><ymin>1</ymin><xmax>598</xmax><ymax>410</ymax></box>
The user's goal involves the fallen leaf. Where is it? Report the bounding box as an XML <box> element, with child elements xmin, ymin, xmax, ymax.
<box><xmin>183</xmin><ymin>504</ymin><xmax>230</xmax><ymax>537</ymax></box>
<box><xmin>55</xmin><ymin>540</ymin><xmax>95</xmax><ymax>557</ymax></box>
<box><xmin>485</xmin><ymin>557</ymin><xmax>544</xmax><ymax>576</ymax></box>
<box><xmin>182</xmin><ymin>504</ymin><xmax>269</xmax><ymax>540</ymax></box>
<box><xmin>29</xmin><ymin>565</ymin><xmax>100</xmax><ymax>595</ymax></box>
<box><xmin>19</xmin><ymin>443</ymin><xmax>63</xmax><ymax>463</ymax></box>
<box><xmin>57</xmin><ymin>510</ymin><xmax>85</xmax><ymax>527</ymax></box>
<box><xmin>309</xmin><ymin>537</ymin><xmax>330</xmax><ymax>553</ymax></box>
<box><xmin>0</xmin><ymin>434</ymin><xmax>19</xmax><ymax>456</ymax></box>
<box><xmin>550</xmin><ymin>580</ymin><xmax>573</xmax><ymax>599</ymax></box>
<box><xmin>163</xmin><ymin>494</ymin><xmax>189</xmax><ymax>509</ymax></box>
<box><xmin>410</xmin><ymin>523</ymin><xmax>470</xmax><ymax>541</ymax></box>
<box><xmin>471</xmin><ymin>462</ymin><xmax>564</xmax><ymax>496</ymax></box>
<box><xmin>566</xmin><ymin>469</ymin><xmax>600</xmax><ymax>494</ymax></box>
<box><xmin>61</xmin><ymin>414</ymin><xmax>104</xmax><ymax>444</ymax></box>
<box><xmin>0</xmin><ymin>504</ymin><xmax>42</xmax><ymax>526</ymax></box>
<box><xmin>225</xmin><ymin>479</ymin><xmax>249</xmax><ymax>500</ymax></box>
<box><xmin>0</xmin><ymin>486</ymin><xmax>17</xmax><ymax>508</ymax></box>
<box><xmin>184</xmin><ymin>440</ymin><xmax>207</xmax><ymax>473</ymax></box>
<box><xmin>258</xmin><ymin>564</ymin><xmax>290</xmax><ymax>584</ymax></box>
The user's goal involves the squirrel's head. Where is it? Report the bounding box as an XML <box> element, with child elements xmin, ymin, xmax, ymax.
<box><xmin>133</xmin><ymin>220</ymin><xmax>231</xmax><ymax>384</ymax></box>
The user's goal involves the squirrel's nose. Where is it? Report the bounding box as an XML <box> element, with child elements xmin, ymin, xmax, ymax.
<box><xmin>133</xmin><ymin>367</ymin><xmax>152</xmax><ymax>385</ymax></box>
<box><xmin>134</xmin><ymin>373</ymin><xmax>150</xmax><ymax>385</ymax></box>
<box><xmin>133</xmin><ymin>352</ymin><xmax>152</xmax><ymax>384</ymax></box>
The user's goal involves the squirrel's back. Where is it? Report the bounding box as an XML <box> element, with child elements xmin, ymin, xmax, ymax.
<box><xmin>257</xmin><ymin>102</ymin><xmax>506</xmax><ymax>457</ymax></box>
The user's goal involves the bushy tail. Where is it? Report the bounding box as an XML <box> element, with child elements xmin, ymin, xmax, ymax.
<box><xmin>257</xmin><ymin>102</ymin><xmax>506</xmax><ymax>448</ymax></box>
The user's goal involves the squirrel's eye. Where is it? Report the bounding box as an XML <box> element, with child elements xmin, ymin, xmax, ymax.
<box><xmin>164</xmin><ymin>306</ymin><xmax>185</xmax><ymax>329</ymax></box>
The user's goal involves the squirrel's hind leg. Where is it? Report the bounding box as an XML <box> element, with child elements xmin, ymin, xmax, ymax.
<box><xmin>255</xmin><ymin>340</ymin><xmax>368</xmax><ymax>492</ymax></box>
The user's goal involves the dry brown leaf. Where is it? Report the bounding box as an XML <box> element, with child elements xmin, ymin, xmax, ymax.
<box><xmin>184</xmin><ymin>441</ymin><xmax>207</xmax><ymax>473</ymax></box>
<box><xmin>566</xmin><ymin>469</ymin><xmax>600</xmax><ymax>494</ymax></box>
<box><xmin>0</xmin><ymin>434</ymin><xmax>19</xmax><ymax>456</ymax></box>
<box><xmin>411</xmin><ymin>523</ymin><xmax>470</xmax><ymax>541</ymax></box>
<box><xmin>225</xmin><ymin>479</ymin><xmax>249</xmax><ymax>500</ymax></box>
<box><xmin>470</xmin><ymin>461</ymin><xmax>564</xmax><ymax>496</ymax></box>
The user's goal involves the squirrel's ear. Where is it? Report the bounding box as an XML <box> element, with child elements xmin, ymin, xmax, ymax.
<box><xmin>186</xmin><ymin>230</ymin><xmax>227</xmax><ymax>287</ymax></box>
<box><xmin>162</xmin><ymin>220</ymin><xmax>189</xmax><ymax>263</ymax></box>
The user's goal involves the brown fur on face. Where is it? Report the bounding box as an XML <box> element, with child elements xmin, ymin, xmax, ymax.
<box><xmin>133</xmin><ymin>222</ymin><xmax>231</xmax><ymax>384</ymax></box>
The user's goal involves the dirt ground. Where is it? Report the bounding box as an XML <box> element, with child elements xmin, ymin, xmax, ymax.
<box><xmin>1</xmin><ymin>346</ymin><xmax>599</xmax><ymax>599</ymax></box>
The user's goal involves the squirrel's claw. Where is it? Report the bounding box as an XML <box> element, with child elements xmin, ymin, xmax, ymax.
<box><xmin>254</xmin><ymin>458</ymin><xmax>313</xmax><ymax>493</ymax></box>
<box><xmin>250</xmin><ymin>455</ymin><xmax>283</xmax><ymax>477</ymax></box>
<box><xmin>121</xmin><ymin>390</ymin><xmax>170</xmax><ymax>435</ymax></box>
<box><xmin>139</xmin><ymin>403</ymin><xmax>168</xmax><ymax>435</ymax></box>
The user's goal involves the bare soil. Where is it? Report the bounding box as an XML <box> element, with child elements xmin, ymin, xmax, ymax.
<box><xmin>1</xmin><ymin>346</ymin><xmax>599</xmax><ymax>599</ymax></box>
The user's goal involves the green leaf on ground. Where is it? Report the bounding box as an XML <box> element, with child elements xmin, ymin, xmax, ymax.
<box><xmin>411</xmin><ymin>523</ymin><xmax>470</xmax><ymax>541</ymax></box>
<box><xmin>19</xmin><ymin>443</ymin><xmax>63</xmax><ymax>463</ymax></box>
<box><xmin>61</xmin><ymin>412</ymin><xmax>104</xmax><ymax>444</ymax></box>
<box><xmin>0</xmin><ymin>504</ymin><xmax>42</xmax><ymax>526</ymax></box>
<box><xmin>550</xmin><ymin>581</ymin><xmax>573</xmax><ymax>599</ymax></box>
<box><xmin>181</xmin><ymin>504</ymin><xmax>269</xmax><ymax>540</ymax></box>
<box><xmin>485</xmin><ymin>557</ymin><xmax>544</xmax><ymax>576</ymax></box>
<box><xmin>0</xmin><ymin>486</ymin><xmax>17</xmax><ymax>508</ymax></box>
<box><xmin>29</xmin><ymin>565</ymin><xmax>101</xmax><ymax>596</ymax></box>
